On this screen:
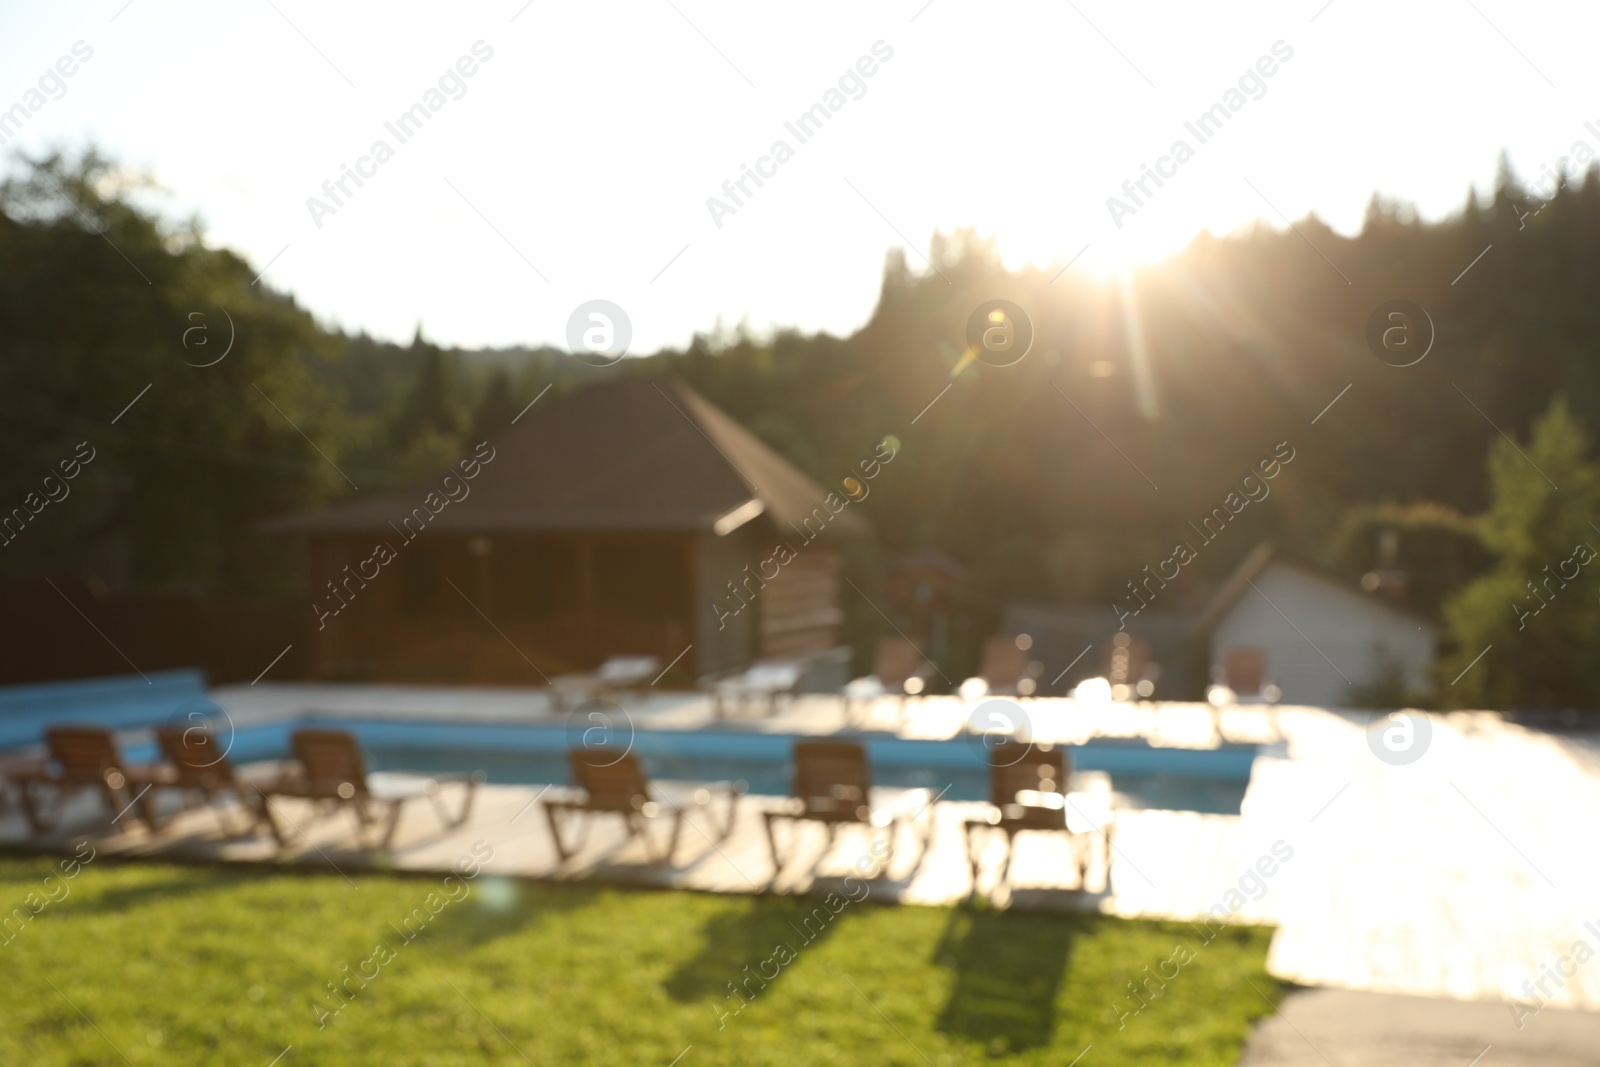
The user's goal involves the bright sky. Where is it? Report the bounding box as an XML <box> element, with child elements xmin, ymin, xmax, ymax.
<box><xmin>2</xmin><ymin>1</ymin><xmax>1593</xmax><ymax>352</ymax></box>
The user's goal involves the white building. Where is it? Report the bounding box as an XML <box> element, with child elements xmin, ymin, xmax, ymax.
<box><xmin>1197</xmin><ymin>543</ymin><xmax>1438</xmax><ymax>708</ymax></box>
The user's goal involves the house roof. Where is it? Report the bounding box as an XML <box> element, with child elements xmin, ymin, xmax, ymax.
<box><xmin>1196</xmin><ymin>541</ymin><xmax>1438</xmax><ymax>632</ymax></box>
<box><xmin>269</xmin><ymin>377</ymin><xmax>869</xmax><ymax>538</ymax></box>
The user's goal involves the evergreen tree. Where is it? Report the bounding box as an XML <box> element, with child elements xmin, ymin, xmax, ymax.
<box><xmin>470</xmin><ymin>367</ymin><xmax>523</xmax><ymax>445</ymax></box>
<box><xmin>1442</xmin><ymin>398</ymin><xmax>1600</xmax><ymax>709</ymax></box>
<box><xmin>392</xmin><ymin>325</ymin><xmax>464</xmax><ymax>451</ymax></box>
<box><xmin>0</xmin><ymin>149</ymin><xmax>346</xmax><ymax>599</ymax></box>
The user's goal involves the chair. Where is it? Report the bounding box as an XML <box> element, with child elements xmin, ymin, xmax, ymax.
<box><xmin>543</xmin><ymin>749</ymin><xmax>743</xmax><ymax>866</ymax></box>
<box><xmin>550</xmin><ymin>655</ymin><xmax>662</xmax><ymax>712</ymax></box>
<box><xmin>1222</xmin><ymin>649</ymin><xmax>1265</xmax><ymax>697</ymax></box>
<box><xmin>152</xmin><ymin>725</ymin><xmax>270</xmax><ymax>835</ymax></box>
<box><xmin>0</xmin><ymin>754</ymin><xmax>45</xmax><ymax>817</ymax></box>
<box><xmin>962</xmin><ymin>743</ymin><xmax>1102</xmax><ymax>891</ymax></box>
<box><xmin>845</xmin><ymin>638</ymin><xmax>934</xmax><ymax>718</ymax></box>
<box><xmin>978</xmin><ymin>635</ymin><xmax>1043</xmax><ymax>697</ymax></box>
<box><xmin>256</xmin><ymin>729</ymin><xmax>483</xmax><ymax>850</ymax></box>
<box><xmin>710</xmin><ymin>658</ymin><xmax>806</xmax><ymax>719</ymax></box>
<box><xmin>13</xmin><ymin>726</ymin><xmax>165</xmax><ymax>834</ymax></box>
<box><xmin>1107</xmin><ymin>633</ymin><xmax>1151</xmax><ymax>698</ymax></box>
<box><xmin>764</xmin><ymin>740</ymin><xmax>901</xmax><ymax>873</ymax></box>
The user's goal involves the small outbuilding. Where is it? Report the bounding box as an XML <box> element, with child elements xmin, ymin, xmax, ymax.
<box><xmin>1197</xmin><ymin>542</ymin><xmax>1438</xmax><ymax>707</ymax></box>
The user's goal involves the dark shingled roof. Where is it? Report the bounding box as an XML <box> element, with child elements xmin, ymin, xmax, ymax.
<box><xmin>269</xmin><ymin>378</ymin><xmax>869</xmax><ymax>537</ymax></box>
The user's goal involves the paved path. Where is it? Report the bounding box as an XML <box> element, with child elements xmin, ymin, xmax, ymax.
<box><xmin>1238</xmin><ymin>987</ymin><xmax>1600</xmax><ymax>1066</ymax></box>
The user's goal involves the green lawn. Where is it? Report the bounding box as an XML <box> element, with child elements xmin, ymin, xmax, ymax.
<box><xmin>0</xmin><ymin>853</ymin><xmax>1279</xmax><ymax>1065</ymax></box>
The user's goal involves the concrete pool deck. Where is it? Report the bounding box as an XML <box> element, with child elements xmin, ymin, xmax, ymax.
<box><xmin>1237</xmin><ymin>987</ymin><xmax>1600</xmax><ymax>1066</ymax></box>
<box><xmin>4</xmin><ymin>683</ymin><xmax>1600</xmax><ymax>1021</ymax></box>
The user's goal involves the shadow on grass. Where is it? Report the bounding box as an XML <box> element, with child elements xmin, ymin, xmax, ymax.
<box><xmin>425</xmin><ymin>878</ymin><xmax>611</xmax><ymax>951</ymax></box>
<box><xmin>933</xmin><ymin>905</ymin><xmax>1087</xmax><ymax>1054</ymax></box>
<box><xmin>49</xmin><ymin>859</ymin><xmax>601</xmax><ymax>954</ymax></box>
<box><xmin>44</xmin><ymin>866</ymin><xmax>249</xmax><ymax>918</ymax></box>
<box><xmin>662</xmin><ymin>894</ymin><xmax>859</xmax><ymax>1003</ymax></box>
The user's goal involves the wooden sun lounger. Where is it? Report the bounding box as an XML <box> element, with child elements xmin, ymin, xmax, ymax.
<box><xmin>874</xmin><ymin>636</ymin><xmax>933</xmax><ymax>695</ymax></box>
<box><xmin>962</xmin><ymin>743</ymin><xmax>1105</xmax><ymax>891</ymax></box>
<box><xmin>544</xmin><ymin>749</ymin><xmax>743</xmax><ymax>866</ymax></box>
<box><xmin>845</xmin><ymin>638</ymin><xmax>934</xmax><ymax>720</ymax></box>
<box><xmin>978</xmin><ymin>636</ymin><xmax>1043</xmax><ymax>697</ymax></box>
<box><xmin>763</xmin><ymin>740</ymin><xmax>909</xmax><ymax>873</ymax></box>
<box><xmin>152</xmin><ymin>725</ymin><xmax>272</xmax><ymax>835</ymax></box>
<box><xmin>549</xmin><ymin>655</ymin><xmax>662</xmax><ymax>712</ymax></box>
<box><xmin>13</xmin><ymin>726</ymin><xmax>166</xmax><ymax>834</ymax></box>
<box><xmin>255</xmin><ymin>729</ymin><xmax>483</xmax><ymax>850</ymax></box>
<box><xmin>0</xmin><ymin>754</ymin><xmax>45</xmax><ymax>817</ymax></box>
<box><xmin>710</xmin><ymin>658</ymin><xmax>806</xmax><ymax>719</ymax></box>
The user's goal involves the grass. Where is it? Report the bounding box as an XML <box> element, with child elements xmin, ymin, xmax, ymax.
<box><xmin>0</xmin><ymin>853</ymin><xmax>1279</xmax><ymax>1065</ymax></box>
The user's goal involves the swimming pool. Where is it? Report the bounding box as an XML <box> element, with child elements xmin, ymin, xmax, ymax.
<box><xmin>140</xmin><ymin>715</ymin><xmax>1259</xmax><ymax>815</ymax></box>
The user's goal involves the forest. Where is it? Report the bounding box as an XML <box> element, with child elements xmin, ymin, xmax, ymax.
<box><xmin>4</xmin><ymin>148</ymin><xmax>1597</xmax><ymax>704</ymax></box>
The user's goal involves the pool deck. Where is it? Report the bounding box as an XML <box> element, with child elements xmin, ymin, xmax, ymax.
<box><xmin>1238</xmin><ymin>987</ymin><xmax>1600</xmax><ymax>1066</ymax></box>
<box><xmin>4</xmin><ymin>683</ymin><xmax>1600</xmax><ymax>1018</ymax></box>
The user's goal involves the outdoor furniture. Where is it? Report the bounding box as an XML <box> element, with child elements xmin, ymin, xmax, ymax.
<box><xmin>255</xmin><ymin>729</ymin><xmax>483</xmax><ymax>850</ymax></box>
<box><xmin>1222</xmin><ymin>649</ymin><xmax>1266</xmax><ymax>698</ymax></box>
<box><xmin>710</xmin><ymin>658</ymin><xmax>806</xmax><ymax>719</ymax></box>
<box><xmin>0</xmin><ymin>753</ymin><xmax>45</xmax><ymax>816</ymax></box>
<box><xmin>977</xmin><ymin>635</ymin><xmax>1044</xmax><ymax>697</ymax></box>
<box><xmin>152</xmin><ymin>724</ymin><xmax>271</xmax><ymax>835</ymax></box>
<box><xmin>550</xmin><ymin>655</ymin><xmax>662</xmax><ymax>712</ymax></box>
<box><xmin>800</xmin><ymin>646</ymin><xmax>854</xmax><ymax>694</ymax></box>
<box><xmin>544</xmin><ymin>748</ymin><xmax>743</xmax><ymax>866</ymax></box>
<box><xmin>1106</xmin><ymin>633</ymin><xmax>1151</xmax><ymax>698</ymax></box>
<box><xmin>962</xmin><ymin>743</ymin><xmax>1108</xmax><ymax>892</ymax></box>
<box><xmin>763</xmin><ymin>740</ymin><xmax>928</xmax><ymax>874</ymax></box>
<box><xmin>844</xmin><ymin>637</ymin><xmax>934</xmax><ymax>719</ymax></box>
<box><xmin>12</xmin><ymin>726</ymin><xmax>166</xmax><ymax>834</ymax></box>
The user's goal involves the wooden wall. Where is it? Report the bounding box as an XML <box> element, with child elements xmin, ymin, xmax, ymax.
<box><xmin>305</xmin><ymin>531</ymin><xmax>696</xmax><ymax>683</ymax></box>
<box><xmin>760</xmin><ymin>548</ymin><xmax>843</xmax><ymax>658</ymax></box>
<box><xmin>693</xmin><ymin>528</ymin><xmax>755</xmax><ymax>678</ymax></box>
<box><xmin>303</xmin><ymin>525</ymin><xmax>851</xmax><ymax>683</ymax></box>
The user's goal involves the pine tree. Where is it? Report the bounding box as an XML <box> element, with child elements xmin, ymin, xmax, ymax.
<box><xmin>392</xmin><ymin>325</ymin><xmax>464</xmax><ymax>451</ymax></box>
<box><xmin>470</xmin><ymin>367</ymin><xmax>522</xmax><ymax>445</ymax></box>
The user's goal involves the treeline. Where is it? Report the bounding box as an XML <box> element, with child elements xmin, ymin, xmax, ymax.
<box><xmin>7</xmin><ymin>149</ymin><xmax>1600</xmax><ymax>703</ymax></box>
<box><xmin>654</xmin><ymin>161</ymin><xmax>1600</xmax><ymax>628</ymax></box>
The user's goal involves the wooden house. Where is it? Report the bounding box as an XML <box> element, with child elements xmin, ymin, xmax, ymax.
<box><xmin>271</xmin><ymin>378</ymin><xmax>866</xmax><ymax>683</ymax></box>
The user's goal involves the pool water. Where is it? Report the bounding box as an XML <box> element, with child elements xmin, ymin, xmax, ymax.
<box><xmin>116</xmin><ymin>716</ymin><xmax>1258</xmax><ymax>817</ymax></box>
<box><xmin>358</xmin><ymin>746</ymin><xmax>1252</xmax><ymax>815</ymax></box>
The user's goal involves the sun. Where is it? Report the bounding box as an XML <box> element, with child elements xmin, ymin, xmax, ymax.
<box><xmin>1073</xmin><ymin>217</ymin><xmax>1206</xmax><ymax>282</ymax></box>
<box><xmin>1009</xmin><ymin>191</ymin><xmax>1217</xmax><ymax>285</ymax></box>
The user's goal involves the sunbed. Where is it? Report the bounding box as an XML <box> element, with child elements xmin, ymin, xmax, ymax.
<box><xmin>550</xmin><ymin>655</ymin><xmax>662</xmax><ymax>711</ymax></box>
<box><xmin>844</xmin><ymin>637</ymin><xmax>934</xmax><ymax>717</ymax></box>
<box><xmin>255</xmin><ymin>729</ymin><xmax>483</xmax><ymax>850</ymax></box>
<box><xmin>543</xmin><ymin>748</ymin><xmax>743</xmax><ymax>865</ymax></box>
<box><xmin>962</xmin><ymin>742</ymin><xmax>1101</xmax><ymax>890</ymax></box>
<box><xmin>153</xmin><ymin>724</ymin><xmax>271</xmax><ymax>835</ymax></box>
<box><xmin>763</xmin><ymin>740</ymin><xmax>906</xmax><ymax>872</ymax></box>
<box><xmin>709</xmin><ymin>658</ymin><xmax>806</xmax><ymax>719</ymax></box>
<box><xmin>976</xmin><ymin>635</ymin><xmax>1043</xmax><ymax>697</ymax></box>
<box><xmin>13</xmin><ymin>726</ymin><xmax>165</xmax><ymax>834</ymax></box>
